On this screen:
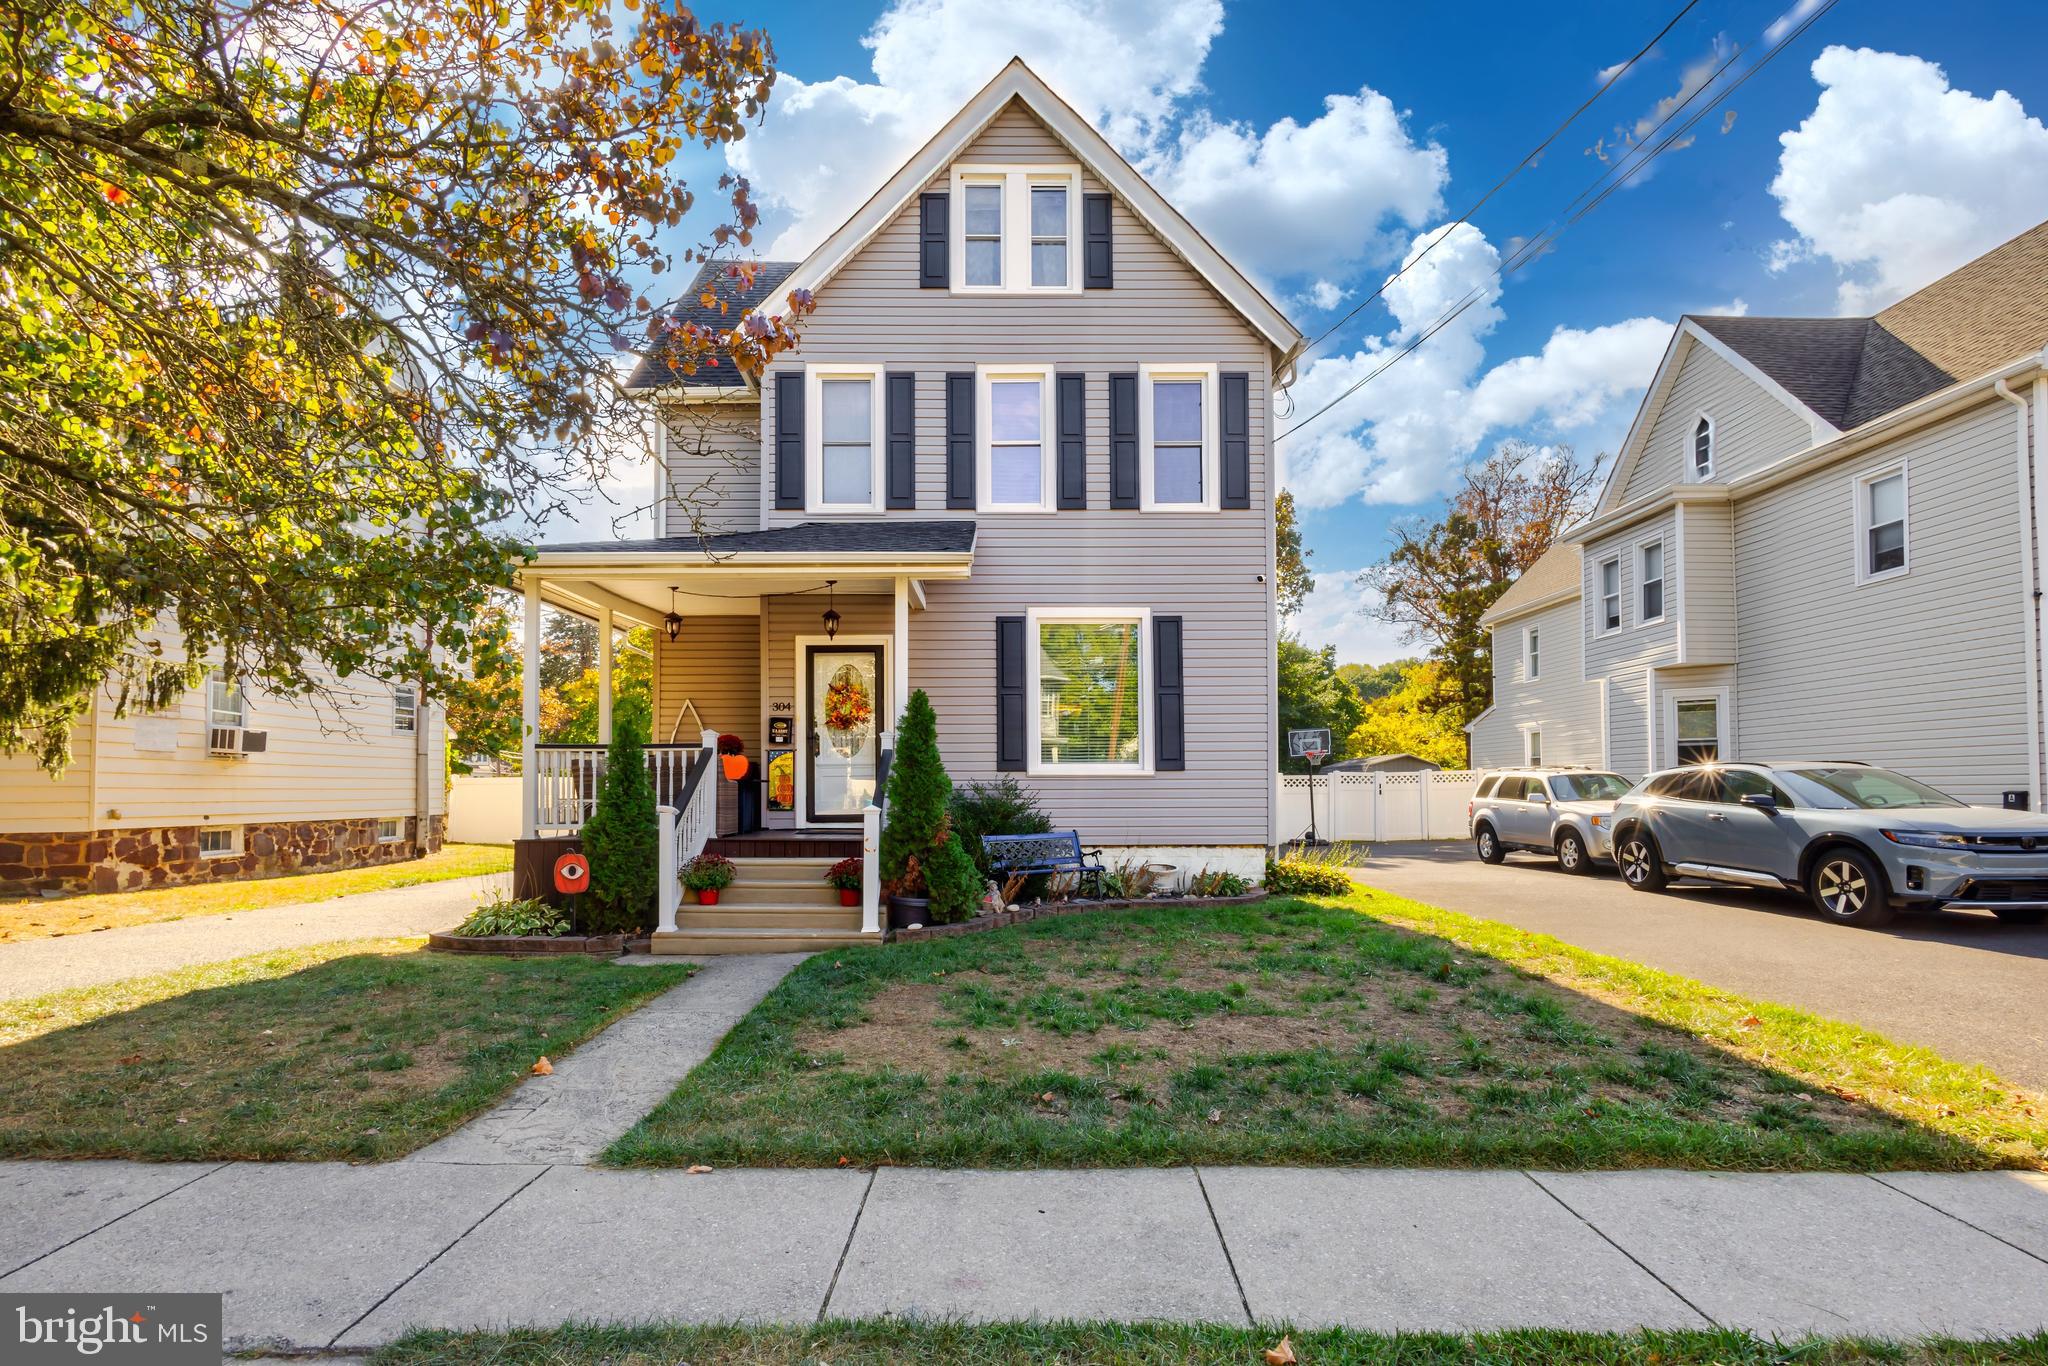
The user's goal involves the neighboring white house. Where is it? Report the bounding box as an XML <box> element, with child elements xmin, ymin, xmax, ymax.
<box><xmin>0</xmin><ymin>646</ymin><xmax>445</xmax><ymax>895</ymax></box>
<box><xmin>1479</xmin><ymin>219</ymin><xmax>2048</xmax><ymax>805</ymax></box>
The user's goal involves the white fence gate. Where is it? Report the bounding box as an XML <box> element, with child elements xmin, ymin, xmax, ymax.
<box><xmin>1277</xmin><ymin>770</ymin><xmax>1481</xmax><ymax>844</ymax></box>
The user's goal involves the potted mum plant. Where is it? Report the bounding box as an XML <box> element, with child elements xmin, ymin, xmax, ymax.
<box><xmin>717</xmin><ymin>733</ymin><xmax>748</xmax><ymax>782</ymax></box>
<box><xmin>684</xmin><ymin>852</ymin><xmax>736</xmax><ymax>905</ymax></box>
<box><xmin>824</xmin><ymin>856</ymin><xmax>863</xmax><ymax>908</ymax></box>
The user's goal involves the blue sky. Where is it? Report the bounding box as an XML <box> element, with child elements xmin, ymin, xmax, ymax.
<box><xmin>580</xmin><ymin>0</ymin><xmax>2048</xmax><ymax>662</ymax></box>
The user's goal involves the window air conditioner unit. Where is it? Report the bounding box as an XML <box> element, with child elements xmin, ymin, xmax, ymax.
<box><xmin>208</xmin><ymin>727</ymin><xmax>268</xmax><ymax>756</ymax></box>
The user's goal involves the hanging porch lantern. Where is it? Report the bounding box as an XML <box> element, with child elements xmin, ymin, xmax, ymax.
<box><xmin>821</xmin><ymin>579</ymin><xmax>841</xmax><ymax>641</ymax></box>
<box><xmin>662</xmin><ymin>586</ymin><xmax>684</xmax><ymax>643</ymax></box>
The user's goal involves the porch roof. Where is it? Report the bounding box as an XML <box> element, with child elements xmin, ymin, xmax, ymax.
<box><xmin>533</xmin><ymin>520</ymin><xmax>976</xmax><ymax>559</ymax></box>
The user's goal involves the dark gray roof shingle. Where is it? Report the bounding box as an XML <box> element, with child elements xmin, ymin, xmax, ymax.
<box><xmin>1685</xmin><ymin>315</ymin><xmax>1880</xmax><ymax>429</ymax></box>
<box><xmin>535</xmin><ymin>521</ymin><xmax>977</xmax><ymax>558</ymax></box>
<box><xmin>623</xmin><ymin>261</ymin><xmax>799</xmax><ymax>390</ymax></box>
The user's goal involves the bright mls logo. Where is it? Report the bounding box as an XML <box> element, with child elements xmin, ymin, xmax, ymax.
<box><xmin>4</xmin><ymin>1294</ymin><xmax>220</xmax><ymax>1365</ymax></box>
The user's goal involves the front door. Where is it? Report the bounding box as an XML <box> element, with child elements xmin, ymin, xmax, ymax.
<box><xmin>806</xmin><ymin>646</ymin><xmax>884</xmax><ymax>824</ymax></box>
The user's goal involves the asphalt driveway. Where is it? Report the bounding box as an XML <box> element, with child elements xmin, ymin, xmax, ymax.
<box><xmin>1354</xmin><ymin>842</ymin><xmax>2048</xmax><ymax>1090</ymax></box>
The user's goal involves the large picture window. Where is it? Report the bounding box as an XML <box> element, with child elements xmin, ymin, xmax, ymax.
<box><xmin>805</xmin><ymin>366</ymin><xmax>884</xmax><ymax>511</ymax></box>
<box><xmin>1031</xmin><ymin>611</ymin><xmax>1148</xmax><ymax>773</ymax></box>
<box><xmin>978</xmin><ymin>367</ymin><xmax>1053</xmax><ymax>510</ymax></box>
<box><xmin>1139</xmin><ymin>365</ymin><xmax>1218</xmax><ymax>510</ymax></box>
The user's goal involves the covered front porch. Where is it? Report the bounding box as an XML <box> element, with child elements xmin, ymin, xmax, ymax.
<box><xmin>513</xmin><ymin>523</ymin><xmax>976</xmax><ymax>949</ymax></box>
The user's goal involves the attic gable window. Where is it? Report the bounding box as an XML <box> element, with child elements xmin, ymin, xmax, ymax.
<box><xmin>949</xmin><ymin>164</ymin><xmax>1082</xmax><ymax>295</ymax></box>
<box><xmin>1692</xmin><ymin>414</ymin><xmax>1714</xmax><ymax>480</ymax></box>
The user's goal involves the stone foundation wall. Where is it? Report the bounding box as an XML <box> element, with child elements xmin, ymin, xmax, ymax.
<box><xmin>0</xmin><ymin>814</ymin><xmax>448</xmax><ymax>897</ymax></box>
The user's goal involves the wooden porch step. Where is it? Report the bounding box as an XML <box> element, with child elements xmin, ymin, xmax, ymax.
<box><xmin>651</xmin><ymin>926</ymin><xmax>879</xmax><ymax>955</ymax></box>
<box><xmin>713</xmin><ymin>879</ymin><xmax>845</xmax><ymax>908</ymax></box>
<box><xmin>705</xmin><ymin>834</ymin><xmax>861</xmax><ymax>859</ymax></box>
<box><xmin>674</xmin><ymin>904</ymin><xmax>863</xmax><ymax>930</ymax></box>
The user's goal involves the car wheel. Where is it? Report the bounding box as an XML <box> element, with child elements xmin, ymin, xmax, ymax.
<box><xmin>1616</xmin><ymin>829</ymin><xmax>1667</xmax><ymax>892</ymax></box>
<box><xmin>1808</xmin><ymin>846</ymin><xmax>1896</xmax><ymax>927</ymax></box>
<box><xmin>1993</xmin><ymin>906</ymin><xmax>2048</xmax><ymax>926</ymax></box>
<box><xmin>1475</xmin><ymin>823</ymin><xmax>1506</xmax><ymax>865</ymax></box>
<box><xmin>1556</xmin><ymin>829</ymin><xmax>1591</xmax><ymax>875</ymax></box>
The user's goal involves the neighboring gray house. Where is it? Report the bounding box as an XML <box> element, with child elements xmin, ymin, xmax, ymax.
<box><xmin>1483</xmin><ymin>220</ymin><xmax>2048</xmax><ymax>805</ymax></box>
<box><xmin>511</xmin><ymin>59</ymin><xmax>1303</xmax><ymax>948</ymax></box>
<box><xmin>1467</xmin><ymin>544</ymin><xmax>1604</xmax><ymax>770</ymax></box>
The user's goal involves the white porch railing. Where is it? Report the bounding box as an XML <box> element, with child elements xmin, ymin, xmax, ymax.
<box><xmin>531</xmin><ymin>740</ymin><xmax>711</xmax><ymax>837</ymax></box>
<box><xmin>657</xmin><ymin>738</ymin><xmax>721</xmax><ymax>932</ymax></box>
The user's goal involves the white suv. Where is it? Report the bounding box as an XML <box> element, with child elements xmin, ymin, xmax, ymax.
<box><xmin>1469</xmin><ymin>769</ymin><xmax>1633</xmax><ymax>874</ymax></box>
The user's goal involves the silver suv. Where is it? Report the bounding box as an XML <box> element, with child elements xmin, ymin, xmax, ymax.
<box><xmin>1610</xmin><ymin>761</ymin><xmax>2048</xmax><ymax>928</ymax></box>
<box><xmin>1469</xmin><ymin>769</ymin><xmax>1633</xmax><ymax>874</ymax></box>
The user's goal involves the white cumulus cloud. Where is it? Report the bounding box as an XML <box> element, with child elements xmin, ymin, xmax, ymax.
<box><xmin>1768</xmin><ymin>46</ymin><xmax>2048</xmax><ymax>312</ymax></box>
<box><xmin>1292</xmin><ymin>570</ymin><xmax>1416</xmax><ymax>667</ymax></box>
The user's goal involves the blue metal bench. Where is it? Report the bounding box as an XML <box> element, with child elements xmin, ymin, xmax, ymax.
<box><xmin>981</xmin><ymin>831</ymin><xmax>1105</xmax><ymax>896</ymax></box>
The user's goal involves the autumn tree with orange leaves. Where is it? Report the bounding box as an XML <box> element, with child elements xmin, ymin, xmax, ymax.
<box><xmin>0</xmin><ymin>0</ymin><xmax>808</xmax><ymax>769</ymax></box>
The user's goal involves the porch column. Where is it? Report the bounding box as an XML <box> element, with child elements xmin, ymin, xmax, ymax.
<box><xmin>521</xmin><ymin>577</ymin><xmax>541</xmax><ymax>840</ymax></box>
<box><xmin>596</xmin><ymin>605</ymin><xmax>614</xmax><ymax>745</ymax></box>
<box><xmin>893</xmin><ymin>575</ymin><xmax>911</xmax><ymax>722</ymax></box>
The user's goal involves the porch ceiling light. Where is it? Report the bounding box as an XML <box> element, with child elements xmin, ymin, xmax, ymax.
<box><xmin>663</xmin><ymin>586</ymin><xmax>684</xmax><ymax>643</ymax></box>
<box><xmin>822</xmin><ymin>580</ymin><xmax>841</xmax><ymax>641</ymax></box>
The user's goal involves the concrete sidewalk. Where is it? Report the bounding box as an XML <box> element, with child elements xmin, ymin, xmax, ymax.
<box><xmin>0</xmin><ymin>874</ymin><xmax>500</xmax><ymax>1000</ymax></box>
<box><xmin>3</xmin><ymin>1160</ymin><xmax>2044</xmax><ymax>1351</ymax></box>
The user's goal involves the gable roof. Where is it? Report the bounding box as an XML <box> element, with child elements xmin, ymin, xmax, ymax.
<box><xmin>624</xmin><ymin>261</ymin><xmax>799</xmax><ymax>391</ymax></box>
<box><xmin>1480</xmin><ymin>543</ymin><xmax>1581</xmax><ymax>627</ymax></box>
<box><xmin>745</xmin><ymin>58</ymin><xmax>1303</xmax><ymax>365</ymax></box>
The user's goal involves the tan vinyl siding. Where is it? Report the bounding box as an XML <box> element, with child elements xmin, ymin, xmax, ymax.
<box><xmin>652</xmin><ymin>616</ymin><xmax>760</xmax><ymax>750</ymax></box>
<box><xmin>1469</xmin><ymin>597</ymin><xmax>1603</xmax><ymax>769</ymax></box>
<box><xmin>1583</xmin><ymin>510</ymin><xmax>1678</xmax><ymax>779</ymax></box>
<box><xmin>1678</xmin><ymin>500</ymin><xmax>1736</xmax><ymax>663</ymax></box>
<box><xmin>745</xmin><ymin>96</ymin><xmax>1275</xmax><ymax>847</ymax></box>
<box><xmin>663</xmin><ymin>403</ymin><xmax>760</xmax><ymax>535</ymax></box>
<box><xmin>1730</xmin><ymin>399</ymin><xmax>2027</xmax><ymax>803</ymax></box>
<box><xmin>1622</xmin><ymin>342</ymin><xmax>1813</xmax><ymax>501</ymax></box>
<box><xmin>0</xmin><ymin>734</ymin><xmax>93</xmax><ymax>833</ymax></box>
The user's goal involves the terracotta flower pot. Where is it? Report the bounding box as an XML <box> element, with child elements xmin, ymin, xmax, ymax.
<box><xmin>697</xmin><ymin>888</ymin><xmax>721</xmax><ymax>906</ymax></box>
<box><xmin>721</xmin><ymin>754</ymin><xmax>748</xmax><ymax>782</ymax></box>
<box><xmin>838</xmin><ymin>887</ymin><xmax>860</xmax><ymax>907</ymax></box>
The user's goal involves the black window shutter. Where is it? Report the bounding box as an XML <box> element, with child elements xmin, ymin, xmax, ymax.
<box><xmin>996</xmin><ymin>616</ymin><xmax>1027</xmax><ymax>771</ymax></box>
<box><xmin>1220</xmin><ymin>371</ymin><xmax>1250</xmax><ymax>509</ymax></box>
<box><xmin>1056</xmin><ymin>372</ymin><xmax>1087</xmax><ymax>510</ymax></box>
<box><xmin>919</xmin><ymin>192</ymin><xmax>948</xmax><ymax>289</ymax></box>
<box><xmin>773</xmin><ymin>371</ymin><xmax>804</xmax><ymax>510</ymax></box>
<box><xmin>1083</xmin><ymin>193</ymin><xmax>1113</xmax><ymax>289</ymax></box>
<box><xmin>1155</xmin><ymin>615</ymin><xmax>1185</xmax><ymax>771</ymax></box>
<box><xmin>885</xmin><ymin>372</ymin><xmax>916</xmax><ymax>509</ymax></box>
<box><xmin>1109</xmin><ymin>372</ymin><xmax>1139</xmax><ymax>509</ymax></box>
<box><xmin>945</xmin><ymin>372</ymin><xmax>975</xmax><ymax>509</ymax></box>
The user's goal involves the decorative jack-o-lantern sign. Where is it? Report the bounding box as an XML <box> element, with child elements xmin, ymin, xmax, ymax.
<box><xmin>553</xmin><ymin>852</ymin><xmax>590</xmax><ymax>895</ymax></box>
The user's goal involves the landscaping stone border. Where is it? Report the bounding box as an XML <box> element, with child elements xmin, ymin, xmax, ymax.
<box><xmin>426</xmin><ymin>930</ymin><xmax>645</xmax><ymax>957</ymax></box>
<box><xmin>889</xmin><ymin>890</ymin><xmax>1269</xmax><ymax>942</ymax></box>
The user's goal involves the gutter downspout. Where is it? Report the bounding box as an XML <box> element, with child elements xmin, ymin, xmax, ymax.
<box><xmin>1995</xmin><ymin>377</ymin><xmax>2042</xmax><ymax>809</ymax></box>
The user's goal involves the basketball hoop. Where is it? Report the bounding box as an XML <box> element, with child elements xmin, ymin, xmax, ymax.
<box><xmin>1302</xmin><ymin>749</ymin><xmax>1328</xmax><ymax>766</ymax></box>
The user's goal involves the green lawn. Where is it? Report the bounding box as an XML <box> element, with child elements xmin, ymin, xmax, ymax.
<box><xmin>0</xmin><ymin>842</ymin><xmax>513</xmax><ymax>943</ymax></box>
<box><xmin>606</xmin><ymin>889</ymin><xmax>2046</xmax><ymax>1172</ymax></box>
<box><xmin>0</xmin><ymin>937</ymin><xmax>691</xmax><ymax>1161</ymax></box>
<box><xmin>373</xmin><ymin>1322</ymin><xmax>2048</xmax><ymax>1365</ymax></box>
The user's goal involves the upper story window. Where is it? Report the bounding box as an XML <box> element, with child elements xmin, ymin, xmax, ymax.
<box><xmin>1525</xmin><ymin>626</ymin><xmax>1540</xmax><ymax>681</ymax></box>
<box><xmin>950</xmin><ymin>164</ymin><xmax>1082</xmax><ymax>295</ymax></box>
<box><xmin>1598</xmin><ymin>557</ymin><xmax>1622</xmax><ymax>632</ymax></box>
<box><xmin>393</xmin><ymin>685</ymin><xmax>418</xmax><ymax>734</ymax></box>
<box><xmin>207</xmin><ymin>670</ymin><xmax>244</xmax><ymax>727</ymax></box>
<box><xmin>1692</xmin><ymin>414</ymin><xmax>1714</xmax><ymax>480</ymax></box>
<box><xmin>1139</xmin><ymin>364</ymin><xmax>1218</xmax><ymax>510</ymax></box>
<box><xmin>978</xmin><ymin>366</ymin><xmax>1054</xmax><ymax>511</ymax></box>
<box><xmin>1639</xmin><ymin>539</ymin><xmax>1665</xmax><ymax>624</ymax></box>
<box><xmin>804</xmin><ymin>366</ymin><xmax>884</xmax><ymax>512</ymax></box>
<box><xmin>1857</xmin><ymin>465</ymin><xmax>1908</xmax><ymax>582</ymax></box>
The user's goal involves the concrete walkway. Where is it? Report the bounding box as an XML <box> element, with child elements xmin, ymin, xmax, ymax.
<box><xmin>0</xmin><ymin>874</ymin><xmax>500</xmax><ymax>1000</ymax></box>
<box><xmin>407</xmin><ymin>953</ymin><xmax>808</xmax><ymax>1165</ymax></box>
<box><xmin>2</xmin><ymin>1161</ymin><xmax>2045</xmax><ymax>1351</ymax></box>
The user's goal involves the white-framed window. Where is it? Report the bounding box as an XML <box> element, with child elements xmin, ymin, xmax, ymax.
<box><xmin>949</xmin><ymin>164</ymin><xmax>1082</xmax><ymax>295</ymax></box>
<box><xmin>1667</xmin><ymin>693</ymin><xmax>1727</xmax><ymax>766</ymax></box>
<box><xmin>1638</xmin><ymin>538</ymin><xmax>1666</xmax><ymax>625</ymax></box>
<box><xmin>207</xmin><ymin>670</ymin><xmax>244</xmax><ymax>728</ymax></box>
<box><xmin>1139</xmin><ymin>364</ymin><xmax>1219</xmax><ymax>511</ymax></box>
<box><xmin>197</xmin><ymin>825</ymin><xmax>241</xmax><ymax>858</ymax></box>
<box><xmin>1598</xmin><ymin>556</ymin><xmax>1622</xmax><ymax>633</ymax></box>
<box><xmin>1523</xmin><ymin>726</ymin><xmax>1543</xmax><ymax>766</ymax></box>
<box><xmin>393</xmin><ymin>685</ymin><xmax>418</xmax><ymax>734</ymax></box>
<box><xmin>977</xmin><ymin>365</ymin><xmax>1055</xmax><ymax>511</ymax></box>
<box><xmin>1028</xmin><ymin>607</ymin><xmax>1151</xmax><ymax>776</ymax></box>
<box><xmin>1525</xmin><ymin>626</ymin><xmax>1541</xmax><ymax>682</ymax></box>
<box><xmin>1856</xmin><ymin>464</ymin><xmax>1908</xmax><ymax>582</ymax></box>
<box><xmin>375</xmin><ymin>816</ymin><xmax>404</xmax><ymax>843</ymax></box>
<box><xmin>803</xmin><ymin>365</ymin><xmax>884</xmax><ymax>512</ymax></box>
<box><xmin>1691</xmin><ymin>413</ymin><xmax>1715</xmax><ymax>481</ymax></box>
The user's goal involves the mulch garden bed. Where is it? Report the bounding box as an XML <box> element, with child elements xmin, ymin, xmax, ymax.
<box><xmin>890</xmin><ymin>890</ymin><xmax>1268</xmax><ymax>941</ymax></box>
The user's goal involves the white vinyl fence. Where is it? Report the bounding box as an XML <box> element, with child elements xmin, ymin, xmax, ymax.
<box><xmin>1277</xmin><ymin>770</ymin><xmax>1481</xmax><ymax>844</ymax></box>
<box><xmin>447</xmin><ymin>774</ymin><xmax>521</xmax><ymax>844</ymax></box>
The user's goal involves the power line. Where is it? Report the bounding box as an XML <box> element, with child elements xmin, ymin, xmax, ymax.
<box><xmin>1278</xmin><ymin>0</ymin><xmax>1841</xmax><ymax>448</ymax></box>
<box><xmin>1297</xmin><ymin>0</ymin><xmax>1702</xmax><ymax>362</ymax></box>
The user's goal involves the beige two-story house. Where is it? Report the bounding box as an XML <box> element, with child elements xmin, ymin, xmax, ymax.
<box><xmin>1477</xmin><ymin>221</ymin><xmax>2048</xmax><ymax>806</ymax></box>
<box><xmin>514</xmin><ymin>60</ymin><xmax>1303</xmax><ymax>948</ymax></box>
